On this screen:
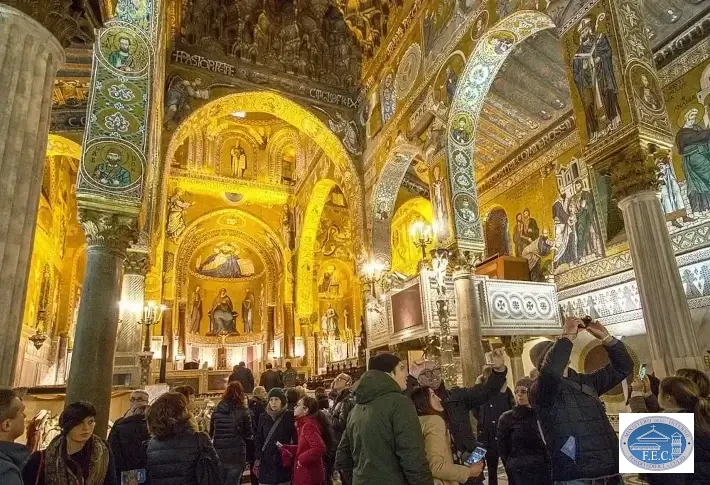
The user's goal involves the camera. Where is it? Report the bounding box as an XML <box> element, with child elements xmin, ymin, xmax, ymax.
<box><xmin>579</xmin><ymin>316</ymin><xmax>593</xmax><ymax>328</ymax></box>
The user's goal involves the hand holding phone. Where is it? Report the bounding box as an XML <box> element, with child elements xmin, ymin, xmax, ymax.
<box><xmin>275</xmin><ymin>441</ymin><xmax>282</xmax><ymax>448</ymax></box>
<box><xmin>639</xmin><ymin>364</ymin><xmax>647</xmax><ymax>380</ymax></box>
<box><xmin>465</xmin><ymin>447</ymin><xmax>487</xmax><ymax>466</ymax></box>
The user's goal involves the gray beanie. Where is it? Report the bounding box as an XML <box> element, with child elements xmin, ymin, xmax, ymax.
<box><xmin>529</xmin><ymin>340</ymin><xmax>555</xmax><ymax>370</ymax></box>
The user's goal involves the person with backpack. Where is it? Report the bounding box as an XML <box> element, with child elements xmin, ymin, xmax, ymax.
<box><xmin>145</xmin><ymin>392</ymin><xmax>222</xmax><ymax>485</ymax></box>
<box><xmin>211</xmin><ymin>382</ymin><xmax>252</xmax><ymax>484</ymax></box>
<box><xmin>23</xmin><ymin>401</ymin><xmax>118</xmax><ymax>485</ymax></box>
<box><xmin>254</xmin><ymin>388</ymin><xmax>297</xmax><ymax>485</ymax></box>
<box><xmin>279</xmin><ymin>396</ymin><xmax>335</xmax><ymax>485</ymax></box>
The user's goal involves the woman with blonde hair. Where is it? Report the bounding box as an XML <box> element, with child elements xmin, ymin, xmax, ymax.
<box><xmin>146</xmin><ymin>392</ymin><xmax>221</xmax><ymax>484</ymax></box>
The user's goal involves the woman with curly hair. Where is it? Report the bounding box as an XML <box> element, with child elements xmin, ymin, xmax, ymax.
<box><xmin>23</xmin><ymin>401</ymin><xmax>117</xmax><ymax>485</ymax></box>
<box><xmin>146</xmin><ymin>392</ymin><xmax>221</xmax><ymax>484</ymax></box>
<box><xmin>211</xmin><ymin>381</ymin><xmax>252</xmax><ymax>483</ymax></box>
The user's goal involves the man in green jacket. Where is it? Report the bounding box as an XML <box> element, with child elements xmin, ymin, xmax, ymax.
<box><xmin>335</xmin><ymin>353</ymin><xmax>434</xmax><ymax>485</ymax></box>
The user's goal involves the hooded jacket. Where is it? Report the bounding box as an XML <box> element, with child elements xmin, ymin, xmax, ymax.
<box><xmin>280</xmin><ymin>414</ymin><xmax>327</xmax><ymax>485</ymax></box>
<box><xmin>0</xmin><ymin>441</ymin><xmax>30</xmax><ymax>485</ymax></box>
<box><xmin>335</xmin><ymin>369</ymin><xmax>433</xmax><ymax>485</ymax></box>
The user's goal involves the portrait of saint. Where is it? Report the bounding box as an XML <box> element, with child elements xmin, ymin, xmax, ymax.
<box><xmin>210</xmin><ymin>288</ymin><xmax>237</xmax><ymax>334</ymax></box>
<box><xmin>93</xmin><ymin>150</ymin><xmax>131</xmax><ymax>187</ymax></box>
<box><xmin>242</xmin><ymin>288</ymin><xmax>255</xmax><ymax>333</ymax></box>
<box><xmin>166</xmin><ymin>188</ymin><xmax>193</xmax><ymax>241</ymax></box>
<box><xmin>108</xmin><ymin>36</ymin><xmax>135</xmax><ymax>72</ymax></box>
<box><xmin>430</xmin><ymin>165</ymin><xmax>451</xmax><ymax>240</ymax></box>
<box><xmin>197</xmin><ymin>243</ymin><xmax>255</xmax><ymax>278</ymax></box>
<box><xmin>456</xmin><ymin>197</ymin><xmax>477</xmax><ymax>222</ymax></box>
<box><xmin>676</xmin><ymin>105</ymin><xmax>710</xmax><ymax>217</ymax></box>
<box><xmin>513</xmin><ymin>209</ymin><xmax>540</xmax><ymax>257</ymax></box>
<box><xmin>657</xmin><ymin>155</ymin><xmax>690</xmax><ymax>228</ymax></box>
<box><xmin>230</xmin><ymin>144</ymin><xmax>247</xmax><ymax>178</ymax></box>
<box><xmin>319</xmin><ymin>264</ymin><xmax>341</xmax><ymax>297</ymax></box>
<box><xmin>375</xmin><ymin>201</ymin><xmax>389</xmax><ymax>221</ymax></box>
<box><xmin>452</xmin><ymin>116</ymin><xmax>472</xmax><ymax>144</ymax></box>
<box><xmin>636</xmin><ymin>73</ymin><xmax>662</xmax><ymax>111</ymax></box>
<box><xmin>189</xmin><ymin>285</ymin><xmax>203</xmax><ymax>334</ymax></box>
<box><xmin>572</xmin><ymin>15</ymin><xmax>622</xmax><ymax>143</ymax></box>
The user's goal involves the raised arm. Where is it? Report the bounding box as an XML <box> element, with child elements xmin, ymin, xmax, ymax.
<box><xmin>448</xmin><ymin>348</ymin><xmax>508</xmax><ymax>410</ymax></box>
<box><xmin>580</xmin><ymin>321</ymin><xmax>634</xmax><ymax>396</ymax></box>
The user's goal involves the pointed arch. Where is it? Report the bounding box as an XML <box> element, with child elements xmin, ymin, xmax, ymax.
<box><xmin>446</xmin><ymin>10</ymin><xmax>557</xmax><ymax>252</ymax></box>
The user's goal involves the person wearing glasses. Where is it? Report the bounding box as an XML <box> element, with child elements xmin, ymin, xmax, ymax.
<box><xmin>108</xmin><ymin>390</ymin><xmax>150</xmax><ymax>482</ymax></box>
<box><xmin>496</xmin><ymin>378</ymin><xmax>551</xmax><ymax>485</ymax></box>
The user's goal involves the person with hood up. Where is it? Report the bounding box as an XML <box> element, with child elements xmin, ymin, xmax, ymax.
<box><xmin>529</xmin><ymin>317</ymin><xmax>633</xmax><ymax>485</ymax></box>
<box><xmin>230</xmin><ymin>361</ymin><xmax>256</xmax><ymax>393</ymax></box>
<box><xmin>335</xmin><ymin>353</ymin><xmax>433</xmax><ymax>485</ymax></box>
<box><xmin>211</xmin><ymin>381</ymin><xmax>252</xmax><ymax>483</ymax></box>
<box><xmin>108</xmin><ymin>390</ymin><xmax>150</xmax><ymax>482</ymax></box>
<box><xmin>0</xmin><ymin>388</ymin><xmax>29</xmax><ymax>485</ymax></box>
<box><xmin>254</xmin><ymin>387</ymin><xmax>297</xmax><ymax>485</ymax></box>
<box><xmin>496</xmin><ymin>378</ymin><xmax>551</xmax><ymax>485</ymax></box>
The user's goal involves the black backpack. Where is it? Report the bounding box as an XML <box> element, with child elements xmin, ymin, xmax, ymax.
<box><xmin>195</xmin><ymin>433</ymin><xmax>224</xmax><ymax>485</ymax></box>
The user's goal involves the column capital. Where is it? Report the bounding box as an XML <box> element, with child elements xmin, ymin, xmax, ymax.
<box><xmin>450</xmin><ymin>248</ymin><xmax>482</xmax><ymax>275</ymax></box>
<box><xmin>78</xmin><ymin>208</ymin><xmax>138</xmax><ymax>256</ymax></box>
<box><xmin>124</xmin><ymin>249</ymin><xmax>149</xmax><ymax>276</ymax></box>
<box><xmin>0</xmin><ymin>1</ymin><xmax>91</xmax><ymax>50</ymax></box>
<box><xmin>501</xmin><ymin>335</ymin><xmax>527</xmax><ymax>358</ymax></box>
<box><xmin>609</xmin><ymin>140</ymin><xmax>665</xmax><ymax>201</ymax></box>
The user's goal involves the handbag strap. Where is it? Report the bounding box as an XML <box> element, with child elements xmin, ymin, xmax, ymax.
<box><xmin>261</xmin><ymin>414</ymin><xmax>285</xmax><ymax>453</ymax></box>
<box><xmin>35</xmin><ymin>451</ymin><xmax>44</xmax><ymax>485</ymax></box>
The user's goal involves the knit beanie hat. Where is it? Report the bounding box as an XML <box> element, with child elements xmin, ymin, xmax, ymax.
<box><xmin>369</xmin><ymin>353</ymin><xmax>401</xmax><ymax>373</ymax></box>
<box><xmin>267</xmin><ymin>387</ymin><xmax>287</xmax><ymax>406</ymax></box>
<box><xmin>529</xmin><ymin>340</ymin><xmax>555</xmax><ymax>370</ymax></box>
<box><xmin>515</xmin><ymin>377</ymin><xmax>534</xmax><ymax>391</ymax></box>
<box><xmin>59</xmin><ymin>401</ymin><xmax>97</xmax><ymax>435</ymax></box>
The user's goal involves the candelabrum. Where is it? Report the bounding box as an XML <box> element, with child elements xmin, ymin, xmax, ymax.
<box><xmin>141</xmin><ymin>301</ymin><xmax>166</xmax><ymax>353</ymax></box>
<box><xmin>431</xmin><ymin>248</ymin><xmax>457</xmax><ymax>387</ymax></box>
<box><xmin>360</xmin><ymin>259</ymin><xmax>385</xmax><ymax>298</ymax></box>
<box><xmin>410</xmin><ymin>220</ymin><xmax>433</xmax><ymax>264</ymax></box>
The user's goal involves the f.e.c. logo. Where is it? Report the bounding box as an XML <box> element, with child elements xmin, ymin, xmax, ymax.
<box><xmin>620</xmin><ymin>416</ymin><xmax>694</xmax><ymax>472</ymax></box>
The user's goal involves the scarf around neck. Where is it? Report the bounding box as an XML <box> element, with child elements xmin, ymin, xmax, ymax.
<box><xmin>44</xmin><ymin>435</ymin><xmax>109</xmax><ymax>485</ymax></box>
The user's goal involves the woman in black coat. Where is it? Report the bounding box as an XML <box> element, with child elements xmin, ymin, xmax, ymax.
<box><xmin>254</xmin><ymin>388</ymin><xmax>297</xmax><ymax>485</ymax></box>
<box><xmin>211</xmin><ymin>381</ymin><xmax>252</xmax><ymax>483</ymax></box>
<box><xmin>496</xmin><ymin>378</ymin><xmax>551</xmax><ymax>485</ymax></box>
<box><xmin>146</xmin><ymin>392</ymin><xmax>221</xmax><ymax>485</ymax></box>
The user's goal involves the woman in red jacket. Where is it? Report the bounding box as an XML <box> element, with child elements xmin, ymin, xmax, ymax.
<box><xmin>279</xmin><ymin>395</ymin><xmax>335</xmax><ymax>485</ymax></box>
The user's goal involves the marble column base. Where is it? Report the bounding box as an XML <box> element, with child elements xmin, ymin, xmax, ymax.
<box><xmin>619</xmin><ymin>190</ymin><xmax>704</xmax><ymax>377</ymax></box>
<box><xmin>65</xmin><ymin>245</ymin><xmax>125</xmax><ymax>437</ymax></box>
<box><xmin>453</xmin><ymin>271</ymin><xmax>486</xmax><ymax>386</ymax></box>
<box><xmin>0</xmin><ymin>4</ymin><xmax>64</xmax><ymax>385</ymax></box>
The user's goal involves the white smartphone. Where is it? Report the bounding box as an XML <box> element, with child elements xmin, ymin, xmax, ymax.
<box><xmin>484</xmin><ymin>351</ymin><xmax>494</xmax><ymax>365</ymax></box>
<box><xmin>465</xmin><ymin>447</ymin><xmax>487</xmax><ymax>465</ymax></box>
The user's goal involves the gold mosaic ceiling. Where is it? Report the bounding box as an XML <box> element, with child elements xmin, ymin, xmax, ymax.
<box><xmin>474</xmin><ymin>30</ymin><xmax>570</xmax><ymax>180</ymax></box>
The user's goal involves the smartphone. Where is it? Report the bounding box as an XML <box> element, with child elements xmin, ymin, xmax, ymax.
<box><xmin>639</xmin><ymin>364</ymin><xmax>647</xmax><ymax>380</ymax></box>
<box><xmin>275</xmin><ymin>441</ymin><xmax>282</xmax><ymax>448</ymax></box>
<box><xmin>580</xmin><ymin>316</ymin><xmax>593</xmax><ymax>328</ymax></box>
<box><xmin>465</xmin><ymin>447</ymin><xmax>487</xmax><ymax>465</ymax></box>
<box><xmin>484</xmin><ymin>352</ymin><xmax>494</xmax><ymax>365</ymax></box>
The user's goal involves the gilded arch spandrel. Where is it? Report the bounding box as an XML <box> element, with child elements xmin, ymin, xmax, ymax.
<box><xmin>446</xmin><ymin>10</ymin><xmax>557</xmax><ymax>252</ymax></box>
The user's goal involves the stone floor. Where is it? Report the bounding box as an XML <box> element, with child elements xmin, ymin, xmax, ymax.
<box><xmin>486</xmin><ymin>466</ymin><xmax>646</xmax><ymax>484</ymax></box>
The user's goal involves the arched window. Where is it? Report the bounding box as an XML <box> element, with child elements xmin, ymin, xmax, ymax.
<box><xmin>381</xmin><ymin>72</ymin><xmax>396</xmax><ymax>124</ymax></box>
<box><xmin>484</xmin><ymin>208</ymin><xmax>510</xmax><ymax>258</ymax></box>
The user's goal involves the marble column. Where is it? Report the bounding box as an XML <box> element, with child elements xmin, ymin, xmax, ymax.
<box><xmin>502</xmin><ymin>336</ymin><xmax>526</xmax><ymax>384</ymax></box>
<box><xmin>619</xmin><ymin>191</ymin><xmax>703</xmax><ymax>376</ymax></box>
<box><xmin>453</xmin><ymin>269</ymin><xmax>486</xmax><ymax>387</ymax></box>
<box><xmin>114</xmin><ymin>250</ymin><xmax>147</xmax><ymax>386</ymax></box>
<box><xmin>66</xmin><ymin>209</ymin><xmax>137</xmax><ymax>437</ymax></box>
<box><xmin>0</xmin><ymin>4</ymin><xmax>64</xmax><ymax>385</ymax></box>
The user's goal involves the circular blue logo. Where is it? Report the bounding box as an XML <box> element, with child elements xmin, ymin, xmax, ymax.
<box><xmin>620</xmin><ymin>416</ymin><xmax>694</xmax><ymax>471</ymax></box>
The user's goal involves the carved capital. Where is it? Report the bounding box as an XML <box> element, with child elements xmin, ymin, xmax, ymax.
<box><xmin>609</xmin><ymin>142</ymin><xmax>663</xmax><ymax>201</ymax></box>
<box><xmin>1</xmin><ymin>0</ymin><xmax>96</xmax><ymax>48</ymax></box>
<box><xmin>451</xmin><ymin>248</ymin><xmax>482</xmax><ymax>274</ymax></box>
<box><xmin>124</xmin><ymin>250</ymin><xmax>149</xmax><ymax>276</ymax></box>
<box><xmin>78</xmin><ymin>208</ymin><xmax>138</xmax><ymax>256</ymax></box>
<box><xmin>501</xmin><ymin>335</ymin><xmax>527</xmax><ymax>358</ymax></box>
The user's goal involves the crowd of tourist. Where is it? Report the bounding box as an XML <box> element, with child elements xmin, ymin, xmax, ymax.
<box><xmin>1</xmin><ymin>319</ymin><xmax>709</xmax><ymax>485</ymax></box>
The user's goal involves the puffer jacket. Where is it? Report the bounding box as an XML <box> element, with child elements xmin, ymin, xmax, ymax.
<box><xmin>254</xmin><ymin>409</ymin><xmax>297</xmax><ymax>485</ymax></box>
<box><xmin>210</xmin><ymin>399</ymin><xmax>252</xmax><ymax>467</ymax></box>
<box><xmin>496</xmin><ymin>406</ymin><xmax>551</xmax><ymax>485</ymax></box>
<box><xmin>146</xmin><ymin>425</ymin><xmax>220</xmax><ymax>485</ymax></box>
<box><xmin>530</xmin><ymin>337</ymin><xmax>633</xmax><ymax>482</ymax></box>
<box><xmin>280</xmin><ymin>415</ymin><xmax>327</xmax><ymax>485</ymax></box>
<box><xmin>334</xmin><ymin>369</ymin><xmax>433</xmax><ymax>485</ymax></box>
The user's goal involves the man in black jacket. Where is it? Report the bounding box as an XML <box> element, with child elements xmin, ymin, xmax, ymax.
<box><xmin>108</xmin><ymin>390</ymin><xmax>150</xmax><ymax>482</ymax></box>
<box><xmin>0</xmin><ymin>388</ymin><xmax>28</xmax><ymax>485</ymax></box>
<box><xmin>229</xmin><ymin>361</ymin><xmax>255</xmax><ymax>393</ymax></box>
<box><xmin>529</xmin><ymin>317</ymin><xmax>633</xmax><ymax>485</ymax></box>
<box><xmin>259</xmin><ymin>363</ymin><xmax>283</xmax><ymax>391</ymax></box>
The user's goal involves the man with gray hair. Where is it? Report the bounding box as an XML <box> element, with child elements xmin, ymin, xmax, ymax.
<box><xmin>0</xmin><ymin>388</ymin><xmax>29</xmax><ymax>485</ymax></box>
